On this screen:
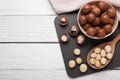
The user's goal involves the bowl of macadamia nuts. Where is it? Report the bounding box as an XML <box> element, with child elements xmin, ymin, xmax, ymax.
<box><xmin>77</xmin><ymin>1</ymin><xmax>118</xmax><ymax>39</ymax></box>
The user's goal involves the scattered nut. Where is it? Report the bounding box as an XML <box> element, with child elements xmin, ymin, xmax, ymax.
<box><xmin>59</xmin><ymin>17</ymin><xmax>68</xmax><ymax>26</ymax></box>
<box><xmin>69</xmin><ymin>25</ymin><xmax>79</xmax><ymax>37</ymax></box>
<box><xmin>68</xmin><ymin>60</ymin><xmax>76</xmax><ymax>68</ymax></box>
<box><xmin>60</xmin><ymin>34</ymin><xmax>69</xmax><ymax>43</ymax></box>
<box><xmin>74</xmin><ymin>48</ymin><xmax>81</xmax><ymax>56</ymax></box>
<box><xmin>77</xmin><ymin>35</ymin><xmax>86</xmax><ymax>45</ymax></box>
<box><xmin>80</xmin><ymin>64</ymin><xmax>88</xmax><ymax>73</ymax></box>
<box><xmin>76</xmin><ymin>57</ymin><xmax>83</xmax><ymax>64</ymax></box>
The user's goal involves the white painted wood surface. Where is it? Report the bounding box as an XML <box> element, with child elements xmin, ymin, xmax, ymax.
<box><xmin>0</xmin><ymin>0</ymin><xmax>119</xmax><ymax>80</ymax></box>
<box><xmin>0</xmin><ymin>0</ymin><xmax>55</xmax><ymax>15</ymax></box>
<box><xmin>0</xmin><ymin>16</ymin><xmax>57</xmax><ymax>42</ymax></box>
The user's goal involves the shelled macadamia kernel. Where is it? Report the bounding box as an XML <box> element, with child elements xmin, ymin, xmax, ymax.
<box><xmin>68</xmin><ymin>60</ymin><xmax>76</xmax><ymax>68</ymax></box>
<box><xmin>79</xmin><ymin>64</ymin><xmax>88</xmax><ymax>73</ymax></box>
<box><xmin>74</xmin><ymin>48</ymin><xmax>81</xmax><ymax>56</ymax></box>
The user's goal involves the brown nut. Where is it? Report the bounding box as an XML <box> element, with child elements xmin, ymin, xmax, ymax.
<box><xmin>92</xmin><ymin>17</ymin><xmax>100</xmax><ymax>26</ymax></box>
<box><xmin>77</xmin><ymin>35</ymin><xmax>86</xmax><ymax>45</ymax></box>
<box><xmin>92</xmin><ymin>6</ymin><xmax>101</xmax><ymax>16</ymax></box>
<box><xmin>98</xmin><ymin>1</ymin><xmax>108</xmax><ymax>12</ymax></box>
<box><xmin>101</xmin><ymin>13</ymin><xmax>110</xmax><ymax>24</ymax></box>
<box><xmin>97</xmin><ymin>28</ymin><xmax>106</xmax><ymax>38</ymax></box>
<box><xmin>87</xmin><ymin>13</ymin><xmax>96</xmax><ymax>22</ymax></box>
<box><xmin>109</xmin><ymin>19</ymin><xmax>115</xmax><ymax>25</ymax></box>
<box><xmin>82</xmin><ymin>4</ymin><xmax>92</xmax><ymax>14</ymax></box>
<box><xmin>87</xmin><ymin>27</ymin><xmax>96</xmax><ymax>37</ymax></box>
<box><xmin>69</xmin><ymin>25</ymin><xmax>79</xmax><ymax>36</ymax></box>
<box><xmin>89</xmin><ymin>1</ymin><xmax>98</xmax><ymax>5</ymax></box>
<box><xmin>95</xmin><ymin>26</ymin><xmax>101</xmax><ymax>31</ymax></box>
<box><xmin>103</xmin><ymin>24</ymin><xmax>112</xmax><ymax>34</ymax></box>
<box><xmin>83</xmin><ymin>24</ymin><xmax>92</xmax><ymax>31</ymax></box>
<box><xmin>79</xmin><ymin>15</ymin><xmax>87</xmax><ymax>25</ymax></box>
<box><xmin>59</xmin><ymin>17</ymin><xmax>68</xmax><ymax>26</ymax></box>
<box><xmin>107</xmin><ymin>8</ymin><xmax>116</xmax><ymax>18</ymax></box>
<box><xmin>91</xmin><ymin>4</ymin><xmax>97</xmax><ymax>9</ymax></box>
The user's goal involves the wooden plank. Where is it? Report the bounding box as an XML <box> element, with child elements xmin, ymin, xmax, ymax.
<box><xmin>0</xmin><ymin>43</ymin><xmax>119</xmax><ymax>69</ymax></box>
<box><xmin>0</xmin><ymin>0</ymin><xmax>55</xmax><ymax>15</ymax></box>
<box><xmin>0</xmin><ymin>70</ymin><xmax>120</xmax><ymax>80</ymax></box>
<box><xmin>0</xmin><ymin>44</ymin><xmax>64</xmax><ymax>69</ymax></box>
<box><xmin>0</xmin><ymin>16</ymin><xmax>58</xmax><ymax>42</ymax></box>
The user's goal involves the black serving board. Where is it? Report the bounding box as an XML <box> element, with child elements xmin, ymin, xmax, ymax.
<box><xmin>54</xmin><ymin>11</ymin><xmax>120</xmax><ymax>78</ymax></box>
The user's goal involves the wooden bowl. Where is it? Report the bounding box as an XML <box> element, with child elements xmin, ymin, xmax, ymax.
<box><xmin>77</xmin><ymin>1</ymin><xmax>118</xmax><ymax>39</ymax></box>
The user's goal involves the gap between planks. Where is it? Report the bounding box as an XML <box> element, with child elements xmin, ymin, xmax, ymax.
<box><xmin>0</xmin><ymin>43</ymin><xmax>119</xmax><ymax>70</ymax></box>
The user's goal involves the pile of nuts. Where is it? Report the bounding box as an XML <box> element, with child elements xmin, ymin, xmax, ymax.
<box><xmin>68</xmin><ymin>48</ymin><xmax>88</xmax><ymax>73</ymax></box>
<box><xmin>79</xmin><ymin>1</ymin><xmax>117</xmax><ymax>38</ymax></box>
<box><xmin>58</xmin><ymin>1</ymin><xmax>116</xmax><ymax>75</ymax></box>
<box><xmin>89</xmin><ymin>45</ymin><xmax>113</xmax><ymax>68</ymax></box>
<box><xmin>59</xmin><ymin>17</ymin><xmax>88</xmax><ymax>73</ymax></box>
<box><xmin>59</xmin><ymin>17</ymin><xmax>86</xmax><ymax>45</ymax></box>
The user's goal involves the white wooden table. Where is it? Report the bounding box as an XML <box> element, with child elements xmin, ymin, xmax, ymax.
<box><xmin>0</xmin><ymin>0</ymin><xmax>120</xmax><ymax>80</ymax></box>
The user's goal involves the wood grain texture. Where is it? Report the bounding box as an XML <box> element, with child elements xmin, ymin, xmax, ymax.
<box><xmin>0</xmin><ymin>43</ymin><xmax>119</xmax><ymax>69</ymax></box>
<box><xmin>0</xmin><ymin>44</ymin><xmax>63</xmax><ymax>69</ymax></box>
<box><xmin>0</xmin><ymin>44</ymin><xmax>119</xmax><ymax>80</ymax></box>
<box><xmin>0</xmin><ymin>0</ymin><xmax>55</xmax><ymax>15</ymax></box>
<box><xmin>0</xmin><ymin>0</ymin><xmax>119</xmax><ymax>80</ymax></box>
<box><xmin>0</xmin><ymin>16</ymin><xmax>58</xmax><ymax>42</ymax></box>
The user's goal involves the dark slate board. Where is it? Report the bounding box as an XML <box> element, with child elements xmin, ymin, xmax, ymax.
<box><xmin>54</xmin><ymin>11</ymin><xmax>120</xmax><ymax>78</ymax></box>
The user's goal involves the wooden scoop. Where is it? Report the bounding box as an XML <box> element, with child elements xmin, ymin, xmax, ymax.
<box><xmin>87</xmin><ymin>34</ymin><xmax>120</xmax><ymax>69</ymax></box>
